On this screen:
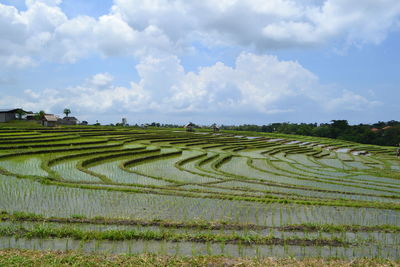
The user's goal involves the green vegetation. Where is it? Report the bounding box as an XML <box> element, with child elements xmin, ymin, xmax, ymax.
<box><xmin>0</xmin><ymin>126</ymin><xmax>399</xmax><ymax>260</ymax></box>
<box><xmin>1</xmin><ymin>250</ymin><xmax>398</xmax><ymax>267</ymax></box>
<box><xmin>0</xmin><ymin>224</ymin><xmax>349</xmax><ymax>246</ymax></box>
<box><xmin>221</xmin><ymin>120</ymin><xmax>400</xmax><ymax>146</ymax></box>
<box><xmin>63</xmin><ymin>108</ymin><xmax>71</xmax><ymax>117</ymax></box>
<box><xmin>1</xmin><ymin>211</ymin><xmax>399</xmax><ymax>233</ymax></box>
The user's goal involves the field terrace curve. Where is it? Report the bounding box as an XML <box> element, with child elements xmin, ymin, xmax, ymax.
<box><xmin>0</xmin><ymin>126</ymin><xmax>399</xmax><ymax>259</ymax></box>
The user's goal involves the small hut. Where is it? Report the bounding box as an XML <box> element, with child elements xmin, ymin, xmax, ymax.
<box><xmin>211</xmin><ymin>123</ymin><xmax>220</xmax><ymax>132</ymax></box>
<box><xmin>184</xmin><ymin>122</ymin><xmax>195</xmax><ymax>132</ymax></box>
<box><xmin>42</xmin><ymin>114</ymin><xmax>58</xmax><ymax>127</ymax></box>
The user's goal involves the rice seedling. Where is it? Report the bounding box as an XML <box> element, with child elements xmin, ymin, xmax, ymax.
<box><xmin>0</xmin><ymin>127</ymin><xmax>399</xmax><ymax>260</ymax></box>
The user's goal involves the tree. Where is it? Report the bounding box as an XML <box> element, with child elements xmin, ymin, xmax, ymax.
<box><xmin>63</xmin><ymin>108</ymin><xmax>71</xmax><ymax>117</ymax></box>
<box><xmin>36</xmin><ymin>110</ymin><xmax>46</xmax><ymax>126</ymax></box>
<box><xmin>331</xmin><ymin>120</ymin><xmax>349</xmax><ymax>130</ymax></box>
<box><xmin>38</xmin><ymin>110</ymin><xmax>45</xmax><ymax>119</ymax></box>
<box><xmin>15</xmin><ymin>109</ymin><xmax>26</xmax><ymax>120</ymax></box>
<box><xmin>211</xmin><ymin>123</ymin><xmax>219</xmax><ymax>132</ymax></box>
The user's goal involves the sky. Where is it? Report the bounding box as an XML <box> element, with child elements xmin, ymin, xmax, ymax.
<box><xmin>0</xmin><ymin>0</ymin><xmax>399</xmax><ymax>125</ymax></box>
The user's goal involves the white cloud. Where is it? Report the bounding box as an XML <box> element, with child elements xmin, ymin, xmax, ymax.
<box><xmin>136</xmin><ymin>54</ymin><xmax>184</xmax><ymax>102</ymax></box>
<box><xmin>90</xmin><ymin>73</ymin><xmax>114</xmax><ymax>87</ymax></box>
<box><xmin>0</xmin><ymin>2</ymin><xmax>69</xmax><ymax>66</ymax></box>
<box><xmin>324</xmin><ymin>90</ymin><xmax>381</xmax><ymax>112</ymax></box>
<box><xmin>165</xmin><ymin>53</ymin><xmax>317</xmax><ymax>113</ymax></box>
<box><xmin>50</xmin><ymin>15</ymin><xmax>97</xmax><ymax>62</ymax></box>
<box><xmin>94</xmin><ymin>14</ymin><xmax>138</xmax><ymax>57</ymax></box>
<box><xmin>23</xmin><ymin>1</ymin><xmax>66</xmax><ymax>32</ymax></box>
<box><xmin>1</xmin><ymin>0</ymin><xmax>400</xmax><ymax>68</ymax></box>
<box><xmin>6</xmin><ymin>53</ymin><xmax>380</xmax><ymax>122</ymax></box>
<box><xmin>1</xmin><ymin>55</ymin><xmax>36</xmax><ymax>68</ymax></box>
<box><xmin>25</xmin><ymin>0</ymin><xmax>62</xmax><ymax>7</ymax></box>
<box><xmin>159</xmin><ymin>53</ymin><xmax>381</xmax><ymax>115</ymax></box>
<box><xmin>113</xmin><ymin>0</ymin><xmax>400</xmax><ymax>49</ymax></box>
<box><xmin>1</xmin><ymin>73</ymin><xmax>148</xmax><ymax>115</ymax></box>
<box><xmin>0</xmin><ymin>1</ymin><xmax>175</xmax><ymax>66</ymax></box>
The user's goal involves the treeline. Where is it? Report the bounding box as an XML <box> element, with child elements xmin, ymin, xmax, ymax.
<box><xmin>220</xmin><ymin>120</ymin><xmax>400</xmax><ymax>147</ymax></box>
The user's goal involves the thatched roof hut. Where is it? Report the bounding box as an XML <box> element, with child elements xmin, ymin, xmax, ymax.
<box><xmin>184</xmin><ymin>122</ymin><xmax>195</xmax><ymax>132</ymax></box>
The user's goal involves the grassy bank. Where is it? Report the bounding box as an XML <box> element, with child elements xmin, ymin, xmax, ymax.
<box><xmin>2</xmin><ymin>211</ymin><xmax>400</xmax><ymax>233</ymax></box>
<box><xmin>0</xmin><ymin>249</ymin><xmax>398</xmax><ymax>267</ymax></box>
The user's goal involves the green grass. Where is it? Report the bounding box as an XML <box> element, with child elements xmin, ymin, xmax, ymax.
<box><xmin>1</xmin><ymin>250</ymin><xmax>398</xmax><ymax>267</ymax></box>
<box><xmin>0</xmin><ymin>223</ymin><xmax>350</xmax><ymax>246</ymax></box>
<box><xmin>2</xmin><ymin>211</ymin><xmax>400</xmax><ymax>233</ymax></box>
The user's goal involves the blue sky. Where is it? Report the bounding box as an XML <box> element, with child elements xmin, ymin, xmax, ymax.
<box><xmin>0</xmin><ymin>0</ymin><xmax>399</xmax><ymax>125</ymax></box>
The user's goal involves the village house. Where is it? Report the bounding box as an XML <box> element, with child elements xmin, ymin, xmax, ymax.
<box><xmin>0</xmin><ymin>108</ymin><xmax>28</xmax><ymax>122</ymax></box>
<box><xmin>58</xmin><ymin>116</ymin><xmax>78</xmax><ymax>125</ymax></box>
<box><xmin>42</xmin><ymin>114</ymin><xmax>58</xmax><ymax>127</ymax></box>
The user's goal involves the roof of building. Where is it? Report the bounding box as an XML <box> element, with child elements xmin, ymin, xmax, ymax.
<box><xmin>62</xmin><ymin>117</ymin><xmax>78</xmax><ymax>121</ymax></box>
<box><xmin>0</xmin><ymin>108</ymin><xmax>27</xmax><ymax>113</ymax></box>
<box><xmin>184</xmin><ymin>122</ymin><xmax>195</xmax><ymax>128</ymax></box>
<box><xmin>43</xmin><ymin>114</ymin><xmax>58</xmax><ymax>122</ymax></box>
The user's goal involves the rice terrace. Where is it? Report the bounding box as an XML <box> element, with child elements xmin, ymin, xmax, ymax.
<box><xmin>0</xmin><ymin>123</ymin><xmax>399</xmax><ymax>265</ymax></box>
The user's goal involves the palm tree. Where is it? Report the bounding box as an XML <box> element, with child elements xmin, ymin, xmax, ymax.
<box><xmin>63</xmin><ymin>108</ymin><xmax>71</xmax><ymax>118</ymax></box>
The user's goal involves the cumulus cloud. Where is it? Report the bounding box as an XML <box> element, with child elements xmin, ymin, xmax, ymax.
<box><xmin>4</xmin><ymin>53</ymin><xmax>380</xmax><ymax>122</ymax></box>
<box><xmin>164</xmin><ymin>53</ymin><xmax>318</xmax><ymax>113</ymax></box>
<box><xmin>90</xmin><ymin>73</ymin><xmax>114</xmax><ymax>87</ymax></box>
<box><xmin>25</xmin><ymin>0</ymin><xmax>62</xmax><ymax>7</ymax></box>
<box><xmin>0</xmin><ymin>2</ymin><xmax>68</xmax><ymax>66</ymax></box>
<box><xmin>113</xmin><ymin>0</ymin><xmax>400</xmax><ymax>49</ymax></box>
<box><xmin>0</xmin><ymin>55</ymin><xmax>36</xmax><ymax>68</ymax></box>
<box><xmin>1</xmin><ymin>73</ymin><xmax>148</xmax><ymax>115</ymax></box>
<box><xmin>1</xmin><ymin>0</ymin><xmax>400</xmax><ymax>68</ymax></box>
<box><xmin>156</xmin><ymin>53</ymin><xmax>381</xmax><ymax>115</ymax></box>
<box><xmin>0</xmin><ymin>1</ymin><xmax>174</xmax><ymax>67</ymax></box>
<box><xmin>324</xmin><ymin>90</ymin><xmax>381</xmax><ymax>112</ymax></box>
